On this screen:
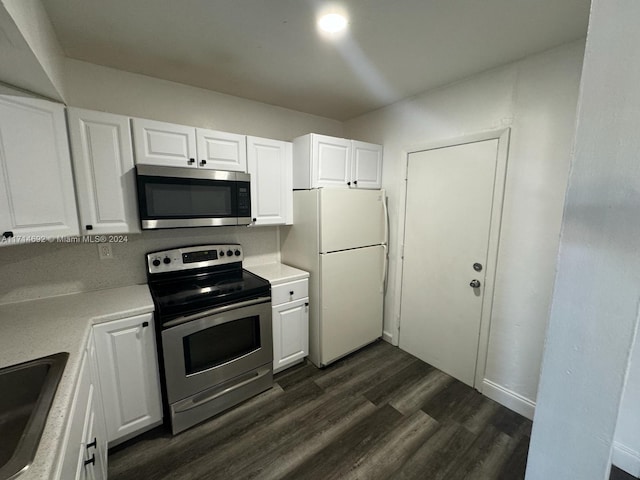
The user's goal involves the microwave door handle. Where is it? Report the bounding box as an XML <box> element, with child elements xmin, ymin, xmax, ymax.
<box><xmin>163</xmin><ymin>296</ymin><xmax>271</xmax><ymax>328</ymax></box>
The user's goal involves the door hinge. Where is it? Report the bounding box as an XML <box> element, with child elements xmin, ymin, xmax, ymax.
<box><xmin>401</xmin><ymin>244</ymin><xmax>405</xmax><ymax>259</ymax></box>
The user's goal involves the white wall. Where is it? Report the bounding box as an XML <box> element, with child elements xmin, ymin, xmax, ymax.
<box><xmin>63</xmin><ymin>58</ymin><xmax>344</xmax><ymax>141</ymax></box>
<box><xmin>344</xmin><ymin>40</ymin><xmax>584</xmax><ymax>417</ymax></box>
<box><xmin>0</xmin><ymin>58</ymin><xmax>343</xmax><ymax>305</ymax></box>
<box><xmin>526</xmin><ymin>0</ymin><xmax>640</xmax><ymax>478</ymax></box>
<box><xmin>1</xmin><ymin>0</ymin><xmax>66</xmax><ymax>101</ymax></box>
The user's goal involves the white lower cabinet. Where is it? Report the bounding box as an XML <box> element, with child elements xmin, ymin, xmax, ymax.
<box><xmin>272</xmin><ymin>279</ymin><xmax>309</xmax><ymax>373</ymax></box>
<box><xmin>93</xmin><ymin>312</ymin><xmax>163</xmax><ymax>446</ymax></box>
<box><xmin>57</xmin><ymin>333</ymin><xmax>107</xmax><ymax>480</ymax></box>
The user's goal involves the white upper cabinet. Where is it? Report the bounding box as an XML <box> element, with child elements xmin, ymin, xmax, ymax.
<box><xmin>0</xmin><ymin>95</ymin><xmax>79</xmax><ymax>241</ymax></box>
<box><xmin>293</xmin><ymin>133</ymin><xmax>382</xmax><ymax>189</ymax></box>
<box><xmin>312</xmin><ymin>134</ymin><xmax>351</xmax><ymax>188</ymax></box>
<box><xmin>196</xmin><ymin>128</ymin><xmax>246</xmax><ymax>171</ymax></box>
<box><xmin>351</xmin><ymin>140</ymin><xmax>383</xmax><ymax>189</ymax></box>
<box><xmin>132</xmin><ymin>118</ymin><xmax>246</xmax><ymax>172</ymax></box>
<box><xmin>131</xmin><ymin>118</ymin><xmax>197</xmax><ymax>168</ymax></box>
<box><xmin>247</xmin><ymin>136</ymin><xmax>292</xmax><ymax>226</ymax></box>
<box><xmin>68</xmin><ymin>108</ymin><xmax>140</xmax><ymax>235</ymax></box>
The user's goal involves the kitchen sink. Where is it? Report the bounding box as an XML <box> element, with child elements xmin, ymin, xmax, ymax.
<box><xmin>0</xmin><ymin>352</ymin><xmax>68</xmax><ymax>480</ymax></box>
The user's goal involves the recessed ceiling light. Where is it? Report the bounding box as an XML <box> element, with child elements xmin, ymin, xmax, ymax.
<box><xmin>318</xmin><ymin>13</ymin><xmax>348</xmax><ymax>34</ymax></box>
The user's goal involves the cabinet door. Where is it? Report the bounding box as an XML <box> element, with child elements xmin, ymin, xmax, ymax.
<box><xmin>86</xmin><ymin>334</ymin><xmax>108</xmax><ymax>480</ymax></box>
<box><xmin>93</xmin><ymin>312</ymin><xmax>163</xmax><ymax>445</ymax></box>
<box><xmin>131</xmin><ymin>118</ymin><xmax>197</xmax><ymax>168</ymax></box>
<box><xmin>196</xmin><ymin>128</ymin><xmax>247</xmax><ymax>171</ymax></box>
<box><xmin>0</xmin><ymin>95</ymin><xmax>79</xmax><ymax>241</ymax></box>
<box><xmin>351</xmin><ymin>141</ymin><xmax>382</xmax><ymax>189</ymax></box>
<box><xmin>57</xmin><ymin>352</ymin><xmax>91</xmax><ymax>480</ymax></box>
<box><xmin>311</xmin><ymin>134</ymin><xmax>351</xmax><ymax>188</ymax></box>
<box><xmin>273</xmin><ymin>298</ymin><xmax>309</xmax><ymax>373</ymax></box>
<box><xmin>68</xmin><ymin>108</ymin><xmax>140</xmax><ymax>235</ymax></box>
<box><xmin>247</xmin><ymin>137</ymin><xmax>292</xmax><ymax>225</ymax></box>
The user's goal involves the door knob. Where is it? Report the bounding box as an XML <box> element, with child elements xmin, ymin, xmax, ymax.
<box><xmin>470</xmin><ymin>279</ymin><xmax>481</xmax><ymax>288</ymax></box>
<box><xmin>473</xmin><ymin>263</ymin><xmax>483</xmax><ymax>272</ymax></box>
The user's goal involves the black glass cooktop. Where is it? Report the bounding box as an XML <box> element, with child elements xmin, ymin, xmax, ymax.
<box><xmin>149</xmin><ymin>269</ymin><xmax>270</xmax><ymax>325</ymax></box>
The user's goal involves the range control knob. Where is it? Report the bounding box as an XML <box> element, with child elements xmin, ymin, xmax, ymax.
<box><xmin>163</xmin><ymin>257</ymin><xmax>171</xmax><ymax>264</ymax></box>
<box><xmin>226</xmin><ymin>249</ymin><xmax>233</xmax><ymax>257</ymax></box>
<box><xmin>219</xmin><ymin>250</ymin><xmax>225</xmax><ymax>256</ymax></box>
<box><xmin>234</xmin><ymin>250</ymin><xmax>241</xmax><ymax>256</ymax></box>
<box><xmin>152</xmin><ymin>258</ymin><xmax>161</xmax><ymax>267</ymax></box>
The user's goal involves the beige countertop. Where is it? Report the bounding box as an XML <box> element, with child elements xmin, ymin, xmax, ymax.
<box><xmin>0</xmin><ymin>284</ymin><xmax>154</xmax><ymax>480</ymax></box>
<box><xmin>246</xmin><ymin>262</ymin><xmax>309</xmax><ymax>285</ymax></box>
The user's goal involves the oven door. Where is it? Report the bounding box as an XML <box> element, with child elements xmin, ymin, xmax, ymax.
<box><xmin>161</xmin><ymin>296</ymin><xmax>272</xmax><ymax>404</ymax></box>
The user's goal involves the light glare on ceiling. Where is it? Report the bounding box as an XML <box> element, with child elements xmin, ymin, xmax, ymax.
<box><xmin>318</xmin><ymin>13</ymin><xmax>348</xmax><ymax>34</ymax></box>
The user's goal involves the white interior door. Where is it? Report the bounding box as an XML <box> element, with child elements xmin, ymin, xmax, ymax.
<box><xmin>399</xmin><ymin>139</ymin><xmax>499</xmax><ymax>387</ymax></box>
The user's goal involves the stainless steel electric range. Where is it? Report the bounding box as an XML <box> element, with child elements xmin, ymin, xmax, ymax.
<box><xmin>146</xmin><ymin>244</ymin><xmax>272</xmax><ymax>434</ymax></box>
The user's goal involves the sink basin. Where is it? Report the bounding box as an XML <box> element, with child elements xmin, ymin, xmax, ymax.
<box><xmin>0</xmin><ymin>352</ymin><xmax>68</xmax><ymax>480</ymax></box>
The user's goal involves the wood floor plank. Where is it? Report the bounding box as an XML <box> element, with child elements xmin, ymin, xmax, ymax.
<box><xmin>222</xmin><ymin>395</ymin><xmax>380</xmax><ymax>480</ymax></box>
<box><xmin>490</xmin><ymin>404</ymin><xmax>532</xmax><ymax>437</ymax></box>
<box><xmin>390</xmin><ymin>421</ymin><xmax>476</xmax><ymax>480</ymax></box>
<box><xmin>497</xmin><ymin>432</ymin><xmax>530</xmax><ymax>480</ymax></box>
<box><xmin>388</xmin><ymin>369</ymin><xmax>453</xmax><ymax>415</ymax></box>
<box><xmin>452</xmin><ymin>391</ymin><xmax>502</xmax><ymax>435</ymax></box>
<box><xmin>362</xmin><ymin>358</ymin><xmax>431</xmax><ymax>405</ymax></box>
<box><xmin>314</xmin><ymin>341</ymin><xmax>413</xmax><ymax>392</ymax></box>
<box><xmin>278</xmin><ymin>404</ymin><xmax>404</xmax><ymax>480</ymax></box>
<box><xmin>274</xmin><ymin>360</ymin><xmax>321</xmax><ymax>391</ymax></box>
<box><xmin>340</xmin><ymin>410</ymin><xmax>440</xmax><ymax>480</ymax></box>
<box><xmin>446</xmin><ymin>425</ymin><xmax>515</xmax><ymax>480</ymax></box>
<box><xmin>421</xmin><ymin>379</ymin><xmax>477</xmax><ymax>422</ymax></box>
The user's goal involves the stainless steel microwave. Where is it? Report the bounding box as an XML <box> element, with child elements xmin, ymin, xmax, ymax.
<box><xmin>136</xmin><ymin>165</ymin><xmax>252</xmax><ymax>229</ymax></box>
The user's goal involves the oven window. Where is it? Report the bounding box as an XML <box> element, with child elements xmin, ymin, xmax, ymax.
<box><xmin>142</xmin><ymin>177</ymin><xmax>234</xmax><ymax>218</ymax></box>
<box><xmin>183</xmin><ymin>316</ymin><xmax>260</xmax><ymax>375</ymax></box>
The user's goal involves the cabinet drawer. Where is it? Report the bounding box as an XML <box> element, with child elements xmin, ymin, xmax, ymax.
<box><xmin>271</xmin><ymin>279</ymin><xmax>308</xmax><ymax>306</ymax></box>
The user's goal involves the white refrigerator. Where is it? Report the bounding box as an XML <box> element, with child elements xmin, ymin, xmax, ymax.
<box><xmin>280</xmin><ymin>188</ymin><xmax>388</xmax><ymax>367</ymax></box>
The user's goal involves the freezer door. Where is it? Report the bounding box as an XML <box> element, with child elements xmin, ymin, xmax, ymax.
<box><xmin>319</xmin><ymin>189</ymin><xmax>385</xmax><ymax>253</ymax></box>
<box><xmin>319</xmin><ymin>245</ymin><xmax>384</xmax><ymax>365</ymax></box>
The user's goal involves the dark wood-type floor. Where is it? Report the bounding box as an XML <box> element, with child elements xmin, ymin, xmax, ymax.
<box><xmin>109</xmin><ymin>340</ymin><xmax>535</xmax><ymax>479</ymax></box>
<box><xmin>611</xmin><ymin>466</ymin><xmax>640</xmax><ymax>480</ymax></box>
<box><xmin>108</xmin><ymin>340</ymin><xmax>638</xmax><ymax>479</ymax></box>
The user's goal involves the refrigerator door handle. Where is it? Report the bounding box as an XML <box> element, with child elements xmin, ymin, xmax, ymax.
<box><xmin>381</xmin><ymin>244</ymin><xmax>389</xmax><ymax>293</ymax></box>
<box><xmin>382</xmin><ymin>189</ymin><xmax>389</xmax><ymax>247</ymax></box>
<box><xmin>381</xmin><ymin>189</ymin><xmax>389</xmax><ymax>294</ymax></box>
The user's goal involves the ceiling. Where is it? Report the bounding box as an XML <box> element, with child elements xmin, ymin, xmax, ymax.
<box><xmin>42</xmin><ymin>0</ymin><xmax>591</xmax><ymax>121</ymax></box>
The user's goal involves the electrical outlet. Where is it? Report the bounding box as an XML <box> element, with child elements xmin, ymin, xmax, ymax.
<box><xmin>98</xmin><ymin>243</ymin><xmax>113</xmax><ymax>260</ymax></box>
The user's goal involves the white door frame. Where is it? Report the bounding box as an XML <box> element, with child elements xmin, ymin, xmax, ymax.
<box><xmin>394</xmin><ymin>128</ymin><xmax>510</xmax><ymax>390</ymax></box>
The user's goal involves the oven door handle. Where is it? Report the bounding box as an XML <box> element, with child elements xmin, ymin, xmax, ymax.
<box><xmin>173</xmin><ymin>366</ymin><xmax>271</xmax><ymax>414</ymax></box>
<box><xmin>163</xmin><ymin>296</ymin><xmax>271</xmax><ymax>328</ymax></box>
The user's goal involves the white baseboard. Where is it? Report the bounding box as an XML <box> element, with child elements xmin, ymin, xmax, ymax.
<box><xmin>382</xmin><ymin>330</ymin><xmax>394</xmax><ymax>344</ymax></box>
<box><xmin>613</xmin><ymin>442</ymin><xmax>640</xmax><ymax>477</ymax></box>
<box><xmin>482</xmin><ymin>379</ymin><xmax>536</xmax><ymax>420</ymax></box>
